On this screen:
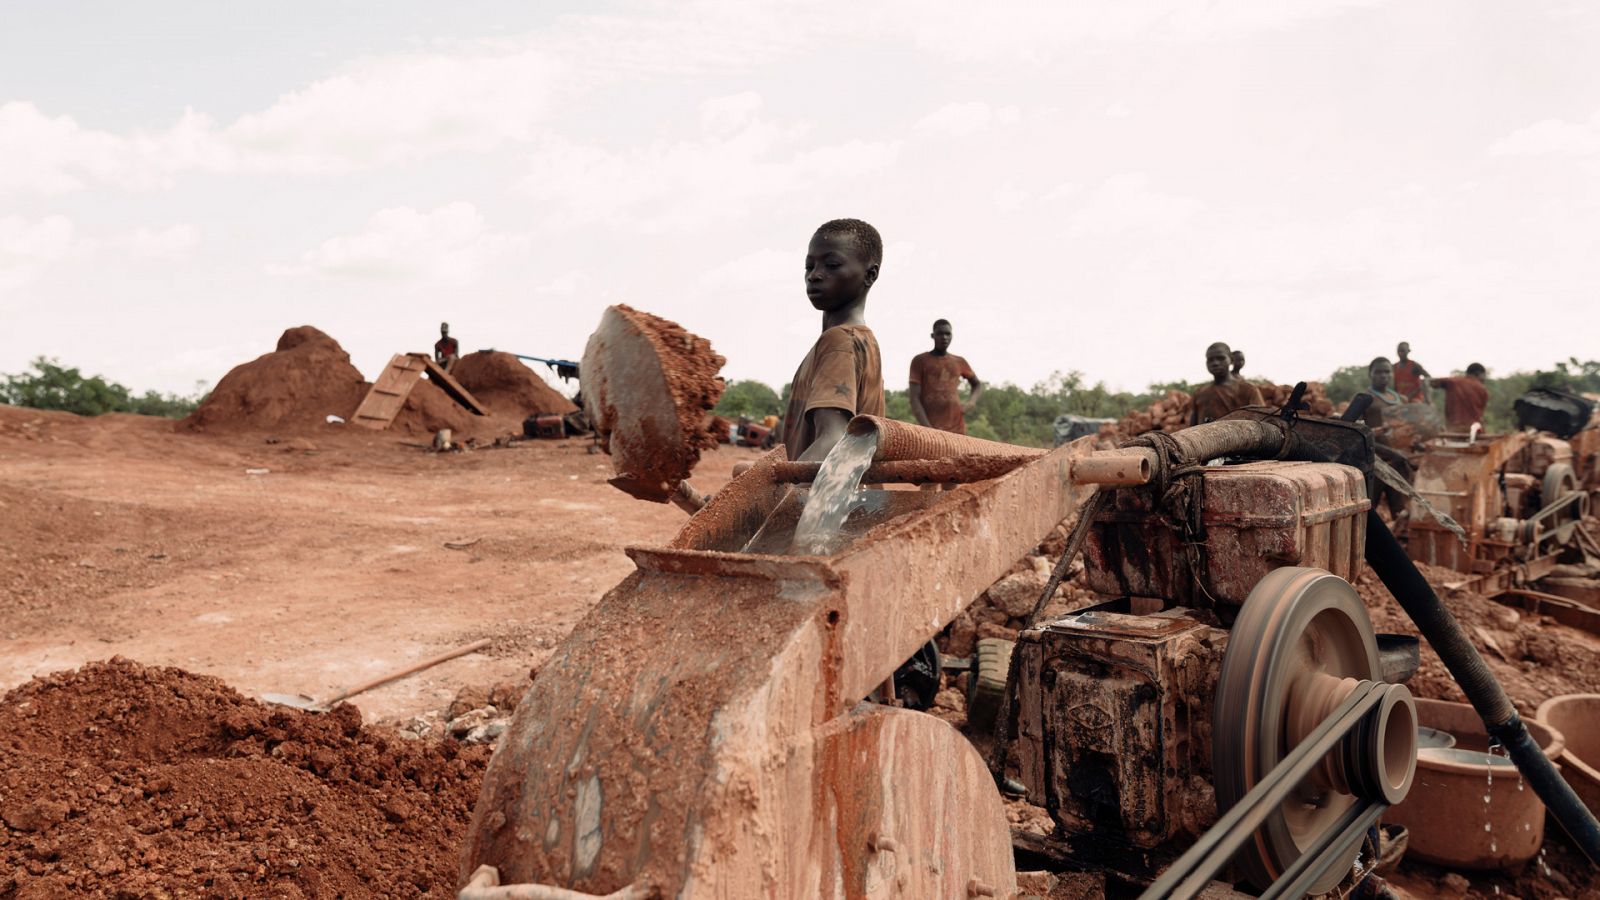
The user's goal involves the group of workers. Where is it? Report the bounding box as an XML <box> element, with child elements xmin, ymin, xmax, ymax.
<box><xmin>1364</xmin><ymin>342</ymin><xmax>1490</xmax><ymax>431</ymax></box>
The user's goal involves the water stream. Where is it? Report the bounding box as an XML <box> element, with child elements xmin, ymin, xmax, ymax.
<box><xmin>789</xmin><ymin>429</ymin><xmax>880</xmax><ymax>556</ymax></box>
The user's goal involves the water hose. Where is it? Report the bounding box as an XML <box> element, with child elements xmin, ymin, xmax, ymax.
<box><xmin>1363</xmin><ymin>509</ymin><xmax>1600</xmax><ymax>864</ymax></box>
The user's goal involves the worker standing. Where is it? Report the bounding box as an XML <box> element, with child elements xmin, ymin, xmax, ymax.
<box><xmin>1230</xmin><ymin>349</ymin><xmax>1246</xmax><ymax>377</ymax></box>
<box><xmin>780</xmin><ymin>219</ymin><xmax>886</xmax><ymax>461</ymax></box>
<box><xmin>1428</xmin><ymin>363</ymin><xmax>1490</xmax><ymax>429</ymax></box>
<box><xmin>1393</xmin><ymin>342</ymin><xmax>1430</xmax><ymax>403</ymax></box>
<box><xmin>434</xmin><ymin>322</ymin><xmax>460</xmax><ymax>372</ymax></box>
<box><xmin>1190</xmin><ymin>342</ymin><xmax>1263</xmax><ymax>426</ymax></box>
<box><xmin>1358</xmin><ymin>357</ymin><xmax>1414</xmax><ymax>533</ymax></box>
<box><xmin>908</xmin><ymin>319</ymin><xmax>983</xmax><ymax>435</ymax></box>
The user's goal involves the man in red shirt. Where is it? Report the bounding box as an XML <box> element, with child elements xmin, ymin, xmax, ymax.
<box><xmin>909</xmin><ymin>319</ymin><xmax>982</xmax><ymax>434</ymax></box>
<box><xmin>1393</xmin><ymin>342</ymin><xmax>1430</xmax><ymax>403</ymax></box>
<box><xmin>1430</xmin><ymin>363</ymin><xmax>1490</xmax><ymax>429</ymax></box>
<box><xmin>434</xmin><ymin>322</ymin><xmax>460</xmax><ymax>371</ymax></box>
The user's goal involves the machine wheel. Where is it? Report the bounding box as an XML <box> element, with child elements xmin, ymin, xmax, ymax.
<box><xmin>1543</xmin><ymin>462</ymin><xmax>1584</xmax><ymax>544</ymax></box>
<box><xmin>1213</xmin><ymin>567</ymin><xmax>1385</xmax><ymax>895</ymax></box>
<box><xmin>966</xmin><ymin>637</ymin><xmax>1014</xmax><ymax>734</ymax></box>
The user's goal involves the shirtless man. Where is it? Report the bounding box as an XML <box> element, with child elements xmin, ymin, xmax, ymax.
<box><xmin>909</xmin><ymin>319</ymin><xmax>982</xmax><ymax>435</ymax></box>
<box><xmin>1190</xmin><ymin>342</ymin><xmax>1263</xmax><ymax>426</ymax></box>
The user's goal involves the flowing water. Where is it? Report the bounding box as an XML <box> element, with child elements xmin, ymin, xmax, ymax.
<box><xmin>790</xmin><ymin>430</ymin><xmax>879</xmax><ymax>556</ymax></box>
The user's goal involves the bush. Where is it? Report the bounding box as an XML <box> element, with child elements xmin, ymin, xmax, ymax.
<box><xmin>0</xmin><ymin>357</ymin><xmax>207</xmax><ymax>419</ymax></box>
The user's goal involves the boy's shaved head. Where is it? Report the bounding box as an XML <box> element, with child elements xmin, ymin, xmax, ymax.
<box><xmin>813</xmin><ymin>218</ymin><xmax>883</xmax><ymax>269</ymax></box>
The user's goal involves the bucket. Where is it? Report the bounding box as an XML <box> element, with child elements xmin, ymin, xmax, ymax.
<box><xmin>1384</xmin><ymin>698</ymin><xmax>1566</xmax><ymax>870</ymax></box>
<box><xmin>1536</xmin><ymin>694</ymin><xmax>1600</xmax><ymax>818</ymax></box>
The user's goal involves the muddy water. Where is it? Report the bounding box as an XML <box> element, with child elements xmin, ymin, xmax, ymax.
<box><xmin>790</xmin><ymin>430</ymin><xmax>880</xmax><ymax>556</ymax></box>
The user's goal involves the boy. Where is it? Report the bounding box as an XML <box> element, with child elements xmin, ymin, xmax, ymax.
<box><xmin>1429</xmin><ymin>363</ymin><xmax>1489</xmax><ymax>429</ymax></box>
<box><xmin>1394</xmin><ymin>342</ymin><xmax>1431</xmax><ymax>403</ymax></box>
<box><xmin>781</xmin><ymin>219</ymin><xmax>886</xmax><ymax>461</ymax></box>
<box><xmin>909</xmin><ymin>319</ymin><xmax>983</xmax><ymax>435</ymax></box>
<box><xmin>1189</xmin><ymin>341</ymin><xmax>1263</xmax><ymax>425</ymax></box>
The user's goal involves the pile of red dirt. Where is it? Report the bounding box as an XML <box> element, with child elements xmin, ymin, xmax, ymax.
<box><xmin>0</xmin><ymin>658</ymin><xmax>490</xmax><ymax>898</ymax></box>
<box><xmin>182</xmin><ymin>327</ymin><xmax>367</xmax><ymax>433</ymax></box>
<box><xmin>1101</xmin><ymin>381</ymin><xmax>1335</xmax><ymax>440</ymax></box>
<box><xmin>448</xmin><ymin>352</ymin><xmax>576</xmax><ymax>418</ymax></box>
<box><xmin>389</xmin><ymin>379</ymin><xmax>478</xmax><ymax>437</ymax></box>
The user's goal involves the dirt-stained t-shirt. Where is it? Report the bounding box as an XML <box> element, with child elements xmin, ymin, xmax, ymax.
<box><xmin>1393</xmin><ymin>359</ymin><xmax>1427</xmax><ymax>401</ymax></box>
<box><xmin>781</xmin><ymin>324</ymin><xmax>884</xmax><ymax>460</ymax></box>
<box><xmin>909</xmin><ymin>351</ymin><xmax>978</xmax><ymax>434</ymax></box>
<box><xmin>1432</xmin><ymin>376</ymin><xmax>1489</xmax><ymax>429</ymax></box>
<box><xmin>1190</xmin><ymin>378</ymin><xmax>1264</xmax><ymax>425</ymax></box>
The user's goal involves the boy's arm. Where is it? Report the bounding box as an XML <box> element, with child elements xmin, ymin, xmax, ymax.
<box><xmin>908</xmin><ymin>383</ymin><xmax>930</xmax><ymax>426</ymax></box>
<box><xmin>797</xmin><ymin>408</ymin><xmax>851</xmax><ymax>461</ymax></box>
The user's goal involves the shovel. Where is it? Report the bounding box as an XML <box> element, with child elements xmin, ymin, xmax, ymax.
<box><xmin>262</xmin><ymin>637</ymin><xmax>494</xmax><ymax>711</ymax></box>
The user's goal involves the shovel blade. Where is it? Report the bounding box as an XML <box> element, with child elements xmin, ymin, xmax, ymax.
<box><xmin>260</xmin><ymin>692</ymin><xmax>320</xmax><ymax>711</ymax></box>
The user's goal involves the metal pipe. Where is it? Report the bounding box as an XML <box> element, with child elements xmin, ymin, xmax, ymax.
<box><xmin>1070</xmin><ymin>452</ymin><xmax>1153</xmax><ymax>486</ymax></box>
<box><xmin>768</xmin><ymin>455</ymin><xmax>1037</xmax><ymax>485</ymax></box>
<box><xmin>846</xmin><ymin>415</ymin><xmax>1046</xmax><ymax>462</ymax></box>
<box><xmin>1363</xmin><ymin>509</ymin><xmax>1600</xmax><ymax>865</ymax></box>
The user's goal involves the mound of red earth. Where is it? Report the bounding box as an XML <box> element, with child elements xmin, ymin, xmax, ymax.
<box><xmin>0</xmin><ymin>658</ymin><xmax>490</xmax><ymax>898</ymax></box>
<box><xmin>449</xmin><ymin>352</ymin><xmax>576</xmax><ymax>418</ymax></box>
<box><xmin>389</xmin><ymin>378</ymin><xmax>478</xmax><ymax>437</ymax></box>
<box><xmin>182</xmin><ymin>326</ymin><xmax>367</xmax><ymax>433</ymax></box>
<box><xmin>613</xmin><ymin>305</ymin><xmax>725</xmax><ymax>458</ymax></box>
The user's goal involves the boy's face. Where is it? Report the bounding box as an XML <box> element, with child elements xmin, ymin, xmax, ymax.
<box><xmin>1397</xmin><ymin>342</ymin><xmax>1409</xmax><ymax>360</ymax></box>
<box><xmin>1230</xmin><ymin>350</ymin><xmax>1244</xmax><ymax>371</ymax></box>
<box><xmin>1370</xmin><ymin>361</ymin><xmax>1393</xmax><ymax>391</ymax></box>
<box><xmin>932</xmin><ymin>323</ymin><xmax>953</xmax><ymax>352</ymax></box>
<box><xmin>1205</xmin><ymin>347</ymin><xmax>1231</xmax><ymax>378</ymax></box>
<box><xmin>805</xmin><ymin>235</ymin><xmax>877</xmax><ymax>312</ymax></box>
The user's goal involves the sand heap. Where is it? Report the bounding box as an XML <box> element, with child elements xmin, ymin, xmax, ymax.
<box><xmin>1103</xmin><ymin>381</ymin><xmax>1335</xmax><ymax>440</ymax></box>
<box><xmin>448</xmin><ymin>352</ymin><xmax>576</xmax><ymax>419</ymax></box>
<box><xmin>182</xmin><ymin>327</ymin><xmax>367</xmax><ymax>433</ymax></box>
<box><xmin>388</xmin><ymin>379</ymin><xmax>478</xmax><ymax>437</ymax></box>
<box><xmin>0</xmin><ymin>658</ymin><xmax>490</xmax><ymax>898</ymax></box>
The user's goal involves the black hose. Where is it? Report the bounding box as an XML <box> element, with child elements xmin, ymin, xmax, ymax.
<box><xmin>1363</xmin><ymin>509</ymin><xmax>1600</xmax><ymax>864</ymax></box>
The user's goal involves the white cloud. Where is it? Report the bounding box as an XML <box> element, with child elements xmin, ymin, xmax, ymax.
<box><xmin>293</xmin><ymin>202</ymin><xmax>530</xmax><ymax>284</ymax></box>
<box><xmin>1062</xmin><ymin>173</ymin><xmax>1203</xmax><ymax>237</ymax></box>
<box><xmin>913</xmin><ymin>102</ymin><xmax>1021</xmax><ymax>137</ymax></box>
<box><xmin>518</xmin><ymin>103</ymin><xmax>901</xmax><ymax>232</ymax></box>
<box><xmin>220</xmin><ymin>47</ymin><xmax>562</xmax><ymax>174</ymax></box>
<box><xmin>107</xmin><ymin>225</ymin><xmax>200</xmax><ymax>261</ymax></box>
<box><xmin>1490</xmin><ymin>111</ymin><xmax>1600</xmax><ymax>157</ymax></box>
<box><xmin>0</xmin><ymin>215</ymin><xmax>75</xmax><ymax>294</ymax></box>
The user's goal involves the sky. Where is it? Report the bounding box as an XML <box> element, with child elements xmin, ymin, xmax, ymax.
<box><xmin>3</xmin><ymin>1</ymin><xmax>1598</xmax><ymax>399</ymax></box>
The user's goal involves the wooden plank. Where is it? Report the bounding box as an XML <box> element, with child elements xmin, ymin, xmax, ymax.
<box><xmin>350</xmin><ymin>354</ymin><xmax>426</xmax><ymax>430</ymax></box>
<box><xmin>1494</xmin><ymin>590</ymin><xmax>1600</xmax><ymax>638</ymax></box>
<box><xmin>406</xmin><ymin>353</ymin><xmax>487</xmax><ymax>416</ymax></box>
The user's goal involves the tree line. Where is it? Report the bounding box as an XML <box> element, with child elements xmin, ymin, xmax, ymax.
<box><xmin>716</xmin><ymin>359</ymin><xmax>1600</xmax><ymax>448</ymax></box>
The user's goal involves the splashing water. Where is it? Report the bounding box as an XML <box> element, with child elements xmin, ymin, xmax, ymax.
<box><xmin>1484</xmin><ymin>740</ymin><xmax>1503</xmax><ymax>855</ymax></box>
<box><xmin>790</xmin><ymin>430</ymin><xmax>879</xmax><ymax>556</ymax></box>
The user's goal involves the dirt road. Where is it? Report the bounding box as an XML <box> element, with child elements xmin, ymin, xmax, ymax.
<box><xmin>1</xmin><ymin>405</ymin><xmax>760</xmax><ymax>722</ymax></box>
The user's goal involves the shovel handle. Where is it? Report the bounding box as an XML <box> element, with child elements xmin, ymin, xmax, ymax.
<box><xmin>321</xmin><ymin>638</ymin><xmax>493</xmax><ymax>707</ymax></box>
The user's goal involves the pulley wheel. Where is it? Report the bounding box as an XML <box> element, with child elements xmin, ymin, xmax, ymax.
<box><xmin>1213</xmin><ymin>567</ymin><xmax>1383</xmax><ymax>894</ymax></box>
<box><xmin>1543</xmin><ymin>462</ymin><xmax>1584</xmax><ymax>544</ymax></box>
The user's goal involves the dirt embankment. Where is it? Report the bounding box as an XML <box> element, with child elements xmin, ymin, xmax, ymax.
<box><xmin>449</xmin><ymin>352</ymin><xmax>575</xmax><ymax>419</ymax></box>
<box><xmin>1</xmin><ymin>658</ymin><xmax>490</xmax><ymax>898</ymax></box>
<box><xmin>182</xmin><ymin>327</ymin><xmax>368</xmax><ymax>434</ymax></box>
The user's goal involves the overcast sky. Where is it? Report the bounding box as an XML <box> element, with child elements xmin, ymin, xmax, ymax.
<box><xmin>3</xmin><ymin>1</ymin><xmax>1598</xmax><ymax>399</ymax></box>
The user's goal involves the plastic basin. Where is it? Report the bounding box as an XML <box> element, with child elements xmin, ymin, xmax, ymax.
<box><xmin>1384</xmin><ymin>698</ymin><xmax>1566</xmax><ymax>871</ymax></box>
<box><xmin>1536</xmin><ymin>694</ymin><xmax>1600</xmax><ymax>819</ymax></box>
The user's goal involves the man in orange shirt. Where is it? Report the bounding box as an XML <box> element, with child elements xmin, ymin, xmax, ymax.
<box><xmin>1430</xmin><ymin>363</ymin><xmax>1490</xmax><ymax>429</ymax></box>
<box><xmin>908</xmin><ymin>319</ymin><xmax>982</xmax><ymax>434</ymax></box>
<box><xmin>1394</xmin><ymin>342</ymin><xmax>1431</xmax><ymax>403</ymax></box>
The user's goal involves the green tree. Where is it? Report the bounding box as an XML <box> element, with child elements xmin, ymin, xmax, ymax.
<box><xmin>714</xmin><ymin>379</ymin><xmax>782</xmax><ymax>418</ymax></box>
<box><xmin>0</xmin><ymin>357</ymin><xmax>207</xmax><ymax>419</ymax></box>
